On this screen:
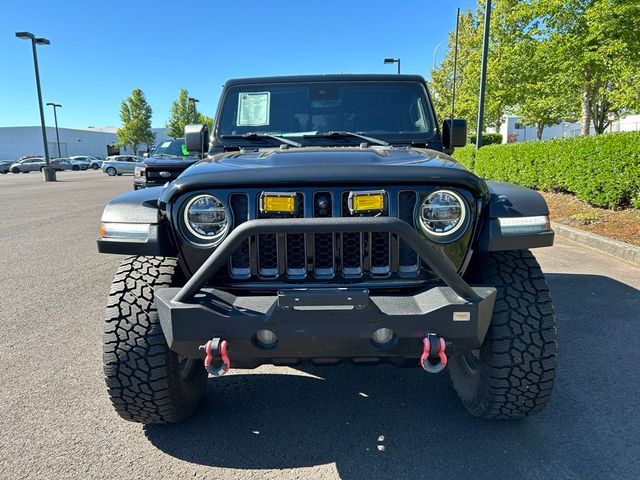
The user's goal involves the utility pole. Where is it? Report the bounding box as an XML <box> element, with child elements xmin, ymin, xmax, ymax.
<box><xmin>475</xmin><ymin>0</ymin><xmax>492</xmax><ymax>150</ymax></box>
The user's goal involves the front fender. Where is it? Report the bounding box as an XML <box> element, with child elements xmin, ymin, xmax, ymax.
<box><xmin>97</xmin><ymin>187</ymin><xmax>177</xmax><ymax>256</ymax></box>
<box><xmin>476</xmin><ymin>181</ymin><xmax>554</xmax><ymax>252</ymax></box>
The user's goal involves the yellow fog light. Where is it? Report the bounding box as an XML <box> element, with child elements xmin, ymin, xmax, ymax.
<box><xmin>260</xmin><ymin>192</ymin><xmax>296</xmax><ymax>214</ymax></box>
<box><xmin>348</xmin><ymin>190</ymin><xmax>386</xmax><ymax>214</ymax></box>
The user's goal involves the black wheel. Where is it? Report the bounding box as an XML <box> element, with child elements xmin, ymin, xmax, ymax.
<box><xmin>72</xmin><ymin>165</ymin><xmax>80</xmax><ymax>171</ymax></box>
<box><xmin>11</xmin><ymin>167</ymin><xmax>20</xmax><ymax>173</ymax></box>
<box><xmin>106</xmin><ymin>167</ymin><xmax>116</xmax><ymax>176</ymax></box>
<box><xmin>103</xmin><ymin>256</ymin><xmax>207</xmax><ymax>424</ymax></box>
<box><xmin>448</xmin><ymin>250</ymin><xmax>557</xmax><ymax>419</ymax></box>
<box><xmin>92</xmin><ymin>164</ymin><xmax>99</xmax><ymax>170</ymax></box>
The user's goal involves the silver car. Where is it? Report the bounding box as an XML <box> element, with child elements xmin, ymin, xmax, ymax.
<box><xmin>71</xmin><ymin>155</ymin><xmax>102</xmax><ymax>170</ymax></box>
<box><xmin>101</xmin><ymin>155</ymin><xmax>145</xmax><ymax>176</ymax></box>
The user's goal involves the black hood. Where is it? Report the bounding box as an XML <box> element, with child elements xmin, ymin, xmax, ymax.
<box><xmin>143</xmin><ymin>156</ymin><xmax>199</xmax><ymax>168</ymax></box>
<box><xmin>160</xmin><ymin>146</ymin><xmax>488</xmax><ymax>203</ymax></box>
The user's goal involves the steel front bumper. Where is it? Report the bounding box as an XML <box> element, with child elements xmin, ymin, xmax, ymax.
<box><xmin>154</xmin><ymin>217</ymin><xmax>496</xmax><ymax>368</ymax></box>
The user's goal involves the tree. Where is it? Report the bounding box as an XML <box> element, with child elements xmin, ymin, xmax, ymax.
<box><xmin>166</xmin><ymin>89</ymin><xmax>199</xmax><ymax>138</ymax></box>
<box><xmin>514</xmin><ymin>34</ymin><xmax>579</xmax><ymax>140</ymax></box>
<box><xmin>116</xmin><ymin>89</ymin><xmax>155</xmax><ymax>155</ymax></box>
<box><xmin>536</xmin><ymin>0</ymin><xmax>640</xmax><ymax>134</ymax></box>
<box><xmin>430</xmin><ymin>1</ymin><xmax>528</xmax><ymax>134</ymax></box>
<box><xmin>196</xmin><ymin>112</ymin><xmax>214</xmax><ymax>132</ymax></box>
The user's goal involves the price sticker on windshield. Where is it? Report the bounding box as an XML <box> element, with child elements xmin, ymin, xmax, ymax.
<box><xmin>237</xmin><ymin>92</ymin><xmax>270</xmax><ymax>126</ymax></box>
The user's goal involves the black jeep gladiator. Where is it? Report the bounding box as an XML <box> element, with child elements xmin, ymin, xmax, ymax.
<box><xmin>97</xmin><ymin>74</ymin><xmax>557</xmax><ymax>424</ymax></box>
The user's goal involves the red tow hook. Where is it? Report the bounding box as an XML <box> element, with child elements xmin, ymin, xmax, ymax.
<box><xmin>420</xmin><ymin>333</ymin><xmax>447</xmax><ymax>374</ymax></box>
<box><xmin>200</xmin><ymin>338</ymin><xmax>231</xmax><ymax>377</ymax></box>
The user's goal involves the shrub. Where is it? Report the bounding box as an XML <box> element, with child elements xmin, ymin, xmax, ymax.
<box><xmin>452</xmin><ymin>132</ymin><xmax>640</xmax><ymax>209</ymax></box>
<box><xmin>468</xmin><ymin>133</ymin><xmax>503</xmax><ymax>146</ymax></box>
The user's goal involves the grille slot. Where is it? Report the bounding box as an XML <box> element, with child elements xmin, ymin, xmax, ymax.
<box><xmin>341</xmin><ymin>193</ymin><xmax>363</xmax><ymax>276</ymax></box>
<box><xmin>229</xmin><ymin>194</ymin><xmax>250</xmax><ymax>278</ymax></box>
<box><xmin>398</xmin><ymin>191</ymin><xmax>419</xmax><ymax>275</ymax></box>
<box><xmin>313</xmin><ymin>192</ymin><xmax>335</xmax><ymax>276</ymax></box>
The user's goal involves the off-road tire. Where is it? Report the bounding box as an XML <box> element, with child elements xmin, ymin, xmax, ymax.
<box><xmin>103</xmin><ymin>256</ymin><xmax>207</xmax><ymax>424</ymax></box>
<box><xmin>449</xmin><ymin>250</ymin><xmax>557</xmax><ymax>419</ymax></box>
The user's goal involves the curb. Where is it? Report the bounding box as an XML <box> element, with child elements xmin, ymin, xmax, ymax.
<box><xmin>551</xmin><ymin>221</ymin><xmax>640</xmax><ymax>267</ymax></box>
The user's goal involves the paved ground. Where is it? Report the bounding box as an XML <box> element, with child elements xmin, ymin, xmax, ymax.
<box><xmin>1</xmin><ymin>170</ymin><xmax>639</xmax><ymax>480</ymax></box>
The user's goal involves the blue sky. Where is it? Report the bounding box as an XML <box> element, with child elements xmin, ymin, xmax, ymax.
<box><xmin>1</xmin><ymin>0</ymin><xmax>477</xmax><ymax>129</ymax></box>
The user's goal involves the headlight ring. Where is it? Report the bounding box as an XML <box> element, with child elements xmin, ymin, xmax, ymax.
<box><xmin>418</xmin><ymin>189</ymin><xmax>468</xmax><ymax>242</ymax></box>
<box><xmin>183</xmin><ymin>194</ymin><xmax>230</xmax><ymax>245</ymax></box>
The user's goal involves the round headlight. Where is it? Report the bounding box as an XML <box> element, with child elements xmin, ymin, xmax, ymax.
<box><xmin>419</xmin><ymin>190</ymin><xmax>466</xmax><ymax>238</ymax></box>
<box><xmin>183</xmin><ymin>194</ymin><xmax>229</xmax><ymax>243</ymax></box>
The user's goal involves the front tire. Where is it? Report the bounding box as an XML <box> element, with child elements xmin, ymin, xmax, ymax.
<box><xmin>106</xmin><ymin>167</ymin><xmax>116</xmax><ymax>176</ymax></box>
<box><xmin>449</xmin><ymin>250</ymin><xmax>557</xmax><ymax>419</ymax></box>
<box><xmin>103</xmin><ymin>256</ymin><xmax>207</xmax><ymax>424</ymax></box>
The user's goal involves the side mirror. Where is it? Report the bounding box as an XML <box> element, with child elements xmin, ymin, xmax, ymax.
<box><xmin>442</xmin><ymin>119</ymin><xmax>468</xmax><ymax>149</ymax></box>
<box><xmin>143</xmin><ymin>152</ymin><xmax>149</xmax><ymax>158</ymax></box>
<box><xmin>184</xmin><ymin>124</ymin><xmax>209</xmax><ymax>156</ymax></box>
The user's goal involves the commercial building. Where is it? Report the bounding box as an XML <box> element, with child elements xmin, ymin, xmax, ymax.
<box><xmin>0</xmin><ymin>126</ymin><xmax>169</xmax><ymax>161</ymax></box>
<box><xmin>497</xmin><ymin>114</ymin><xmax>640</xmax><ymax>143</ymax></box>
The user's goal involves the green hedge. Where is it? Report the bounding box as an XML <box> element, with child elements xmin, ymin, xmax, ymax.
<box><xmin>468</xmin><ymin>133</ymin><xmax>503</xmax><ymax>146</ymax></box>
<box><xmin>452</xmin><ymin>132</ymin><xmax>640</xmax><ymax>209</ymax></box>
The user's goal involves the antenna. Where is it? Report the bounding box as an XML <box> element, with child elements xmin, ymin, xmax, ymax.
<box><xmin>450</xmin><ymin>7</ymin><xmax>460</xmax><ymax>149</ymax></box>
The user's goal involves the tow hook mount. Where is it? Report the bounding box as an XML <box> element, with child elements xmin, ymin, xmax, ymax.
<box><xmin>420</xmin><ymin>333</ymin><xmax>447</xmax><ymax>373</ymax></box>
<box><xmin>200</xmin><ymin>338</ymin><xmax>231</xmax><ymax>377</ymax></box>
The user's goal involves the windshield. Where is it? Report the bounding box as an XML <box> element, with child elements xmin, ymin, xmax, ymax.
<box><xmin>217</xmin><ymin>81</ymin><xmax>436</xmax><ymax>145</ymax></box>
<box><xmin>151</xmin><ymin>139</ymin><xmax>193</xmax><ymax>157</ymax></box>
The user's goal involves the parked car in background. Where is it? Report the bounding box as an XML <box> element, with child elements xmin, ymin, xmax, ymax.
<box><xmin>0</xmin><ymin>160</ymin><xmax>12</xmax><ymax>174</ymax></box>
<box><xmin>133</xmin><ymin>138</ymin><xmax>201</xmax><ymax>190</ymax></box>
<box><xmin>66</xmin><ymin>157</ymin><xmax>90</xmax><ymax>170</ymax></box>
<box><xmin>101</xmin><ymin>155</ymin><xmax>145</xmax><ymax>176</ymax></box>
<box><xmin>71</xmin><ymin>155</ymin><xmax>102</xmax><ymax>169</ymax></box>
<box><xmin>10</xmin><ymin>157</ymin><xmax>68</xmax><ymax>173</ymax></box>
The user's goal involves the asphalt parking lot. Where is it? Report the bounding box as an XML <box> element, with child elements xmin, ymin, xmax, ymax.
<box><xmin>1</xmin><ymin>170</ymin><xmax>639</xmax><ymax>480</ymax></box>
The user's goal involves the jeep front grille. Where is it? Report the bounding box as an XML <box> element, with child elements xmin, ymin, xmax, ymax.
<box><xmin>228</xmin><ymin>187</ymin><xmax>422</xmax><ymax>282</ymax></box>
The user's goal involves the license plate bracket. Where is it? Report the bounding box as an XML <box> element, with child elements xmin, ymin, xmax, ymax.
<box><xmin>277</xmin><ymin>288</ymin><xmax>369</xmax><ymax>309</ymax></box>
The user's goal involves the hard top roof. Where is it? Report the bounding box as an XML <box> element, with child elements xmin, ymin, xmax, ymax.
<box><xmin>224</xmin><ymin>73</ymin><xmax>427</xmax><ymax>88</ymax></box>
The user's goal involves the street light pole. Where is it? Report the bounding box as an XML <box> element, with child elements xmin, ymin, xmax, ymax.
<box><xmin>432</xmin><ymin>40</ymin><xmax>447</xmax><ymax>70</ymax></box>
<box><xmin>16</xmin><ymin>31</ymin><xmax>55</xmax><ymax>181</ymax></box>
<box><xmin>188</xmin><ymin>97</ymin><xmax>200</xmax><ymax>123</ymax></box>
<box><xmin>475</xmin><ymin>0</ymin><xmax>492</xmax><ymax>150</ymax></box>
<box><xmin>383</xmin><ymin>57</ymin><xmax>401</xmax><ymax>74</ymax></box>
<box><xmin>46</xmin><ymin>103</ymin><xmax>62</xmax><ymax>158</ymax></box>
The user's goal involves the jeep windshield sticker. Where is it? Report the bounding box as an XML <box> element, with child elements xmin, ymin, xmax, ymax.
<box><xmin>237</xmin><ymin>92</ymin><xmax>270</xmax><ymax>126</ymax></box>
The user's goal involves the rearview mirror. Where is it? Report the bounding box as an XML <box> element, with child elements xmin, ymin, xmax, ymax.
<box><xmin>442</xmin><ymin>119</ymin><xmax>468</xmax><ymax>149</ymax></box>
<box><xmin>184</xmin><ymin>124</ymin><xmax>209</xmax><ymax>156</ymax></box>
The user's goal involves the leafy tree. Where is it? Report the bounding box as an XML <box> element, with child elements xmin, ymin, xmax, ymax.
<box><xmin>430</xmin><ymin>1</ymin><xmax>525</xmax><ymax>134</ymax></box>
<box><xmin>166</xmin><ymin>89</ymin><xmax>200</xmax><ymax>138</ymax></box>
<box><xmin>514</xmin><ymin>35</ymin><xmax>579</xmax><ymax>139</ymax></box>
<box><xmin>116</xmin><ymin>88</ymin><xmax>155</xmax><ymax>155</ymax></box>
<box><xmin>535</xmin><ymin>0</ymin><xmax>640</xmax><ymax>134</ymax></box>
<box><xmin>196</xmin><ymin>112</ymin><xmax>214</xmax><ymax>132</ymax></box>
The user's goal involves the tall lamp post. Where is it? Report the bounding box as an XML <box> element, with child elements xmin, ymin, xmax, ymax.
<box><xmin>46</xmin><ymin>103</ymin><xmax>62</xmax><ymax>158</ymax></box>
<box><xmin>188</xmin><ymin>97</ymin><xmax>199</xmax><ymax>123</ymax></box>
<box><xmin>475</xmin><ymin>0</ymin><xmax>492</xmax><ymax>150</ymax></box>
<box><xmin>383</xmin><ymin>57</ymin><xmax>401</xmax><ymax>74</ymax></box>
<box><xmin>15</xmin><ymin>31</ymin><xmax>56</xmax><ymax>182</ymax></box>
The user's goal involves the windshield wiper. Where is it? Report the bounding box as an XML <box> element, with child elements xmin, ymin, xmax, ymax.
<box><xmin>302</xmin><ymin>131</ymin><xmax>389</xmax><ymax>146</ymax></box>
<box><xmin>221</xmin><ymin>133</ymin><xmax>302</xmax><ymax>148</ymax></box>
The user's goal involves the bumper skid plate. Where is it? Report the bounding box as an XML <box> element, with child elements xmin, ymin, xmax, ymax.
<box><xmin>155</xmin><ymin>286</ymin><xmax>496</xmax><ymax>369</ymax></box>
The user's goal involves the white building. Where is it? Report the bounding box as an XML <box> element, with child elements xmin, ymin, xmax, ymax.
<box><xmin>0</xmin><ymin>126</ymin><xmax>169</xmax><ymax>161</ymax></box>
<box><xmin>497</xmin><ymin>115</ymin><xmax>640</xmax><ymax>143</ymax></box>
